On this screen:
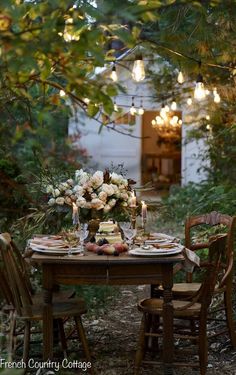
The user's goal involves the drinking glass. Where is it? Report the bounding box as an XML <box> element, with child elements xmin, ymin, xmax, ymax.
<box><xmin>119</xmin><ymin>222</ymin><xmax>136</xmax><ymax>248</ymax></box>
<box><xmin>77</xmin><ymin>223</ymin><xmax>89</xmax><ymax>251</ymax></box>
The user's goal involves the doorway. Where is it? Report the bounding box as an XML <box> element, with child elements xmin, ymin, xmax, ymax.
<box><xmin>141</xmin><ymin>111</ymin><xmax>181</xmax><ymax>189</ymax></box>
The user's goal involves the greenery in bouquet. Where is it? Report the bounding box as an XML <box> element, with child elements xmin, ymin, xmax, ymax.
<box><xmin>45</xmin><ymin>169</ymin><xmax>136</xmax><ymax>223</ymax></box>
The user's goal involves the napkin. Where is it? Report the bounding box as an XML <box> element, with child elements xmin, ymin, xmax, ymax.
<box><xmin>182</xmin><ymin>247</ymin><xmax>200</xmax><ymax>272</ymax></box>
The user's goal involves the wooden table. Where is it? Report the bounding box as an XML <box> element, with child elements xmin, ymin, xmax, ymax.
<box><xmin>32</xmin><ymin>251</ymin><xmax>184</xmax><ymax>375</ymax></box>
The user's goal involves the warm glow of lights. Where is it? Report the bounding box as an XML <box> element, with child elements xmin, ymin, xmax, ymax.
<box><xmin>177</xmin><ymin>71</ymin><xmax>184</xmax><ymax>84</ymax></box>
<box><xmin>138</xmin><ymin>107</ymin><xmax>144</xmax><ymax>115</ymax></box>
<box><xmin>187</xmin><ymin>96</ymin><xmax>192</xmax><ymax>106</ymax></box>
<box><xmin>110</xmin><ymin>66</ymin><xmax>118</xmax><ymax>82</ymax></box>
<box><xmin>178</xmin><ymin>119</ymin><xmax>182</xmax><ymax>125</ymax></box>
<box><xmin>132</xmin><ymin>55</ymin><xmax>145</xmax><ymax>82</ymax></box>
<box><xmin>130</xmin><ymin>105</ymin><xmax>136</xmax><ymax>115</ymax></box>
<box><xmin>171</xmin><ymin>100</ymin><xmax>177</xmax><ymax>111</ymax></box>
<box><xmin>205</xmin><ymin>89</ymin><xmax>210</xmax><ymax>95</ymax></box>
<box><xmin>84</xmin><ymin>97</ymin><xmax>90</xmax><ymax>104</ymax></box>
<box><xmin>214</xmin><ymin>94</ymin><xmax>221</xmax><ymax>103</ymax></box>
<box><xmin>206</xmin><ymin>124</ymin><xmax>211</xmax><ymax>130</ymax></box>
<box><xmin>194</xmin><ymin>82</ymin><xmax>206</xmax><ymax>100</ymax></box>
<box><xmin>59</xmin><ymin>90</ymin><xmax>66</xmax><ymax>97</ymax></box>
<box><xmin>155</xmin><ymin>116</ymin><xmax>164</xmax><ymax>125</ymax></box>
<box><xmin>151</xmin><ymin>119</ymin><xmax>156</xmax><ymax>126</ymax></box>
<box><xmin>206</xmin><ymin>115</ymin><xmax>210</xmax><ymax>120</ymax></box>
<box><xmin>114</xmin><ymin>103</ymin><xmax>118</xmax><ymax>111</ymax></box>
<box><xmin>164</xmin><ymin>104</ymin><xmax>170</xmax><ymax>112</ymax></box>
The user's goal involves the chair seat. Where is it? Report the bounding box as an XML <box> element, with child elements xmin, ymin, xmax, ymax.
<box><xmin>172</xmin><ymin>282</ymin><xmax>201</xmax><ymax>295</ymax></box>
<box><xmin>20</xmin><ymin>298</ymin><xmax>87</xmax><ymax>320</ymax></box>
<box><xmin>32</xmin><ymin>289</ymin><xmax>76</xmax><ymax>303</ymax></box>
<box><xmin>138</xmin><ymin>298</ymin><xmax>202</xmax><ymax>318</ymax></box>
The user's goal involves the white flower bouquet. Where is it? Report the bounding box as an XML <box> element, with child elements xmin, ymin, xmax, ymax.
<box><xmin>46</xmin><ymin>169</ymin><xmax>135</xmax><ymax>222</ymax></box>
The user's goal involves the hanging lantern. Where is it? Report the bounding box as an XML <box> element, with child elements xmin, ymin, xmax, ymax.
<box><xmin>132</xmin><ymin>54</ymin><xmax>145</xmax><ymax>82</ymax></box>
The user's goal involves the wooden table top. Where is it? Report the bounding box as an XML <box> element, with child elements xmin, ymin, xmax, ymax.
<box><xmin>31</xmin><ymin>251</ymin><xmax>184</xmax><ymax>265</ymax></box>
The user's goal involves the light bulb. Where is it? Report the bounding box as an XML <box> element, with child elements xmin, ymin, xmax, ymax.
<box><xmin>177</xmin><ymin>71</ymin><xmax>184</xmax><ymax>84</ymax></box>
<box><xmin>138</xmin><ymin>107</ymin><xmax>144</xmax><ymax>115</ymax></box>
<box><xmin>151</xmin><ymin>119</ymin><xmax>156</xmax><ymax>126</ymax></box>
<box><xmin>114</xmin><ymin>103</ymin><xmax>118</xmax><ymax>111</ymax></box>
<box><xmin>132</xmin><ymin>54</ymin><xmax>145</xmax><ymax>82</ymax></box>
<box><xmin>178</xmin><ymin>119</ymin><xmax>182</xmax><ymax>125</ymax></box>
<box><xmin>155</xmin><ymin>116</ymin><xmax>164</xmax><ymax>125</ymax></box>
<box><xmin>214</xmin><ymin>93</ymin><xmax>221</xmax><ymax>103</ymax></box>
<box><xmin>187</xmin><ymin>96</ymin><xmax>192</xmax><ymax>106</ymax></box>
<box><xmin>171</xmin><ymin>100</ymin><xmax>177</xmax><ymax>111</ymax></box>
<box><xmin>172</xmin><ymin>115</ymin><xmax>179</xmax><ymax>124</ymax></box>
<box><xmin>84</xmin><ymin>97</ymin><xmax>90</xmax><ymax>104</ymax></box>
<box><xmin>130</xmin><ymin>97</ymin><xmax>136</xmax><ymax>115</ymax></box>
<box><xmin>59</xmin><ymin>90</ymin><xmax>66</xmax><ymax>97</ymax></box>
<box><xmin>213</xmin><ymin>87</ymin><xmax>218</xmax><ymax>96</ymax></box>
<box><xmin>205</xmin><ymin>89</ymin><xmax>210</xmax><ymax>95</ymax></box>
<box><xmin>206</xmin><ymin>124</ymin><xmax>211</xmax><ymax>131</ymax></box>
<box><xmin>164</xmin><ymin>104</ymin><xmax>170</xmax><ymax>112</ymax></box>
<box><xmin>194</xmin><ymin>74</ymin><xmax>206</xmax><ymax>100</ymax></box>
<box><xmin>160</xmin><ymin>106</ymin><xmax>167</xmax><ymax>120</ymax></box>
<box><xmin>110</xmin><ymin>66</ymin><xmax>118</xmax><ymax>82</ymax></box>
<box><xmin>206</xmin><ymin>115</ymin><xmax>210</xmax><ymax>120</ymax></box>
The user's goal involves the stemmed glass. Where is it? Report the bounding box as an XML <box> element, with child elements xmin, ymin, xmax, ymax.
<box><xmin>77</xmin><ymin>223</ymin><xmax>89</xmax><ymax>252</ymax></box>
<box><xmin>119</xmin><ymin>222</ymin><xmax>137</xmax><ymax>248</ymax></box>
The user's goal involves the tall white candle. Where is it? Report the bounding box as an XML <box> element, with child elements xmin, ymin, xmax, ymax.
<box><xmin>72</xmin><ymin>202</ymin><xmax>79</xmax><ymax>225</ymax></box>
<box><xmin>141</xmin><ymin>200</ymin><xmax>147</xmax><ymax>227</ymax></box>
<box><xmin>130</xmin><ymin>191</ymin><xmax>137</xmax><ymax>207</ymax></box>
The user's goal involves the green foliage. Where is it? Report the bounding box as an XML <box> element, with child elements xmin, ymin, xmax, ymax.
<box><xmin>160</xmin><ymin>182</ymin><xmax>236</xmax><ymax>227</ymax></box>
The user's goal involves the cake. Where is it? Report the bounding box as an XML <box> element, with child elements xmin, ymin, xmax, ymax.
<box><xmin>96</xmin><ymin>221</ymin><xmax>122</xmax><ymax>244</ymax></box>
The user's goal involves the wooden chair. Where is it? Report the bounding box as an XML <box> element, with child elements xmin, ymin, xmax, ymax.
<box><xmin>135</xmin><ymin>235</ymin><xmax>227</xmax><ymax>375</ymax></box>
<box><xmin>0</xmin><ymin>233</ymin><xmax>94</xmax><ymax>374</ymax></box>
<box><xmin>152</xmin><ymin>211</ymin><xmax>236</xmax><ymax>347</ymax></box>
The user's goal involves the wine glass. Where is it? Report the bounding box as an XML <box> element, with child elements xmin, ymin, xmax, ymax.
<box><xmin>77</xmin><ymin>223</ymin><xmax>89</xmax><ymax>252</ymax></box>
<box><xmin>119</xmin><ymin>222</ymin><xmax>136</xmax><ymax>248</ymax></box>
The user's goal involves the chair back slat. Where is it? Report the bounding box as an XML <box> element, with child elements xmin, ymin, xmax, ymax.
<box><xmin>0</xmin><ymin>233</ymin><xmax>33</xmax><ymax>316</ymax></box>
<box><xmin>185</xmin><ymin>211</ymin><xmax>235</xmax><ymax>284</ymax></box>
<box><xmin>194</xmin><ymin>235</ymin><xmax>226</xmax><ymax>309</ymax></box>
<box><xmin>0</xmin><ymin>264</ymin><xmax>14</xmax><ymax>305</ymax></box>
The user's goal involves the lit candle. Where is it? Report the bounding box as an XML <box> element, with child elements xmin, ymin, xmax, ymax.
<box><xmin>130</xmin><ymin>191</ymin><xmax>137</xmax><ymax>207</ymax></box>
<box><xmin>141</xmin><ymin>200</ymin><xmax>147</xmax><ymax>227</ymax></box>
<box><xmin>72</xmin><ymin>202</ymin><xmax>79</xmax><ymax>225</ymax></box>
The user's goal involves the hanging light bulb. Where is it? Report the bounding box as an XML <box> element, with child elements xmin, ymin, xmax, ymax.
<box><xmin>213</xmin><ymin>87</ymin><xmax>217</xmax><ymax>96</ymax></box>
<box><xmin>84</xmin><ymin>97</ymin><xmax>90</xmax><ymax>104</ymax></box>
<box><xmin>114</xmin><ymin>99</ymin><xmax>118</xmax><ymax>112</ymax></box>
<box><xmin>178</xmin><ymin>119</ymin><xmax>183</xmax><ymax>125</ymax></box>
<box><xmin>205</xmin><ymin>89</ymin><xmax>210</xmax><ymax>95</ymax></box>
<box><xmin>59</xmin><ymin>90</ymin><xmax>66</xmax><ymax>97</ymax></box>
<box><xmin>151</xmin><ymin>119</ymin><xmax>156</xmax><ymax>126</ymax></box>
<box><xmin>138</xmin><ymin>100</ymin><xmax>144</xmax><ymax>115</ymax></box>
<box><xmin>206</xmin><ymin>124</ymin><xmax>211</xmax><ymax>131</ymax></box>
<box><xmin>110</xmin><ymin>65</ymin><xmax>118</xmax><ymax>82</ymax></box>
<box><xmin>164</xmin><ymin>104</ymin><xmax>170</xmax><ymax>113</ymax></box>
<box><xmin>177</xmin><ymin>71</ymin><xmax>184</xmax><ymax>84</ymax></box>
<box><xmin>187</xmin><ymin>96</ymin><xmax>193</xmax><ymax>106</ymax></box>
<box><xmin>214</xmin><ymin>94</ymin><xmax>221</xmax><ymax>103</ymax></box>
<box><xmin>160</xmin><ymin>103</ymin><xmax>167</xmax><ymax>120</ymax></box>
<box><xmin>194</xmin><ymin>74</ymin><xmax>206</xmax><ymax>100</ymax></box>
<box><xmin>132</xmin><ymin>54</ymin><xmax>145</xmax><ymax>82</ymax></box>
<box><xmin>155</xmin><ymin>116</ymin><xmax>164</xmax><ymax>125</ymax></box>
<box><xmin>206</xmin><ymin>115</ymin><xmax>210</xmax><ymax>120</ymax></box>
<box><xmin>171</xmin><ymin>99</ymin><xmax>177</xmax><ymax>111</ymax></box>
<box><xmin>130</xmin><ymin>97</ymin><xmax>136</xmax><ymax>115</ymax></box>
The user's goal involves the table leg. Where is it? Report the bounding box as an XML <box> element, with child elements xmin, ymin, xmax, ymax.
<box><xmin>42</xmin><ymin>264</ymin><xmax>53</xmax><ymax>360</ymax></box>
<box><xmin>162</xmin><ymin>264</ymin><xmax>174</xmax><ymax>375</ymax></box>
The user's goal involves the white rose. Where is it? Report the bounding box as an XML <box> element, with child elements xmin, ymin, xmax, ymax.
<box><xmin>102</xmin><ymin>183</ymin><xmax>114</xmax><ymax>196</ymax></box>
<box><xmin>73</xmin><ymin>185</ymin><xmax>84</xmax><ymax>196</ymax></box>
<box><xmin>52</xmin><ymin>188</ymin><xmax>61</xmax><ymax>197</ymax></box>
<box><xmin>46</xmin><ymin>184</ymin><xmax>54</xmax><ymax>194</ymax></box>
<box><xmin>76</xmin><ymin>197</ymin><xmax>86</xmax><ymax>208</ymax></box>
<box><xmin>91</xmin><ymin>170</ymin><xmax>103</xmax><ymax>188</ymax></box>
<box><xmin>59</xmin><ymin>182</ymin><xmax>69</xmax><ymax>191</ymax></box>
<box><xmin>103</xmin><ymin>204</ymin><xmax>111</xmax><ymax>213</ymax></box>
<box><xmin>91</xmin><ymin>193</ymin><xmax>97</xmax><ymax>199</ymax></box>
<box><xmin>65</xmin><ymin>189</ymin><xmax>73</xmax><ymax>196</ymax></box>
<box><xmin>55</xmin><ymin>197</ymin><xmax>65</xmax><ymax>205</ymax></box>
<box><xmin>108</xmin><ymin>198</ymin><xmax>116</xmax><ymax>208</ymax></box>
<box><xmin>91</xmin><ymin>198</ymin><xmax>104</xmax><ymax>210</ymax></box>
<box><xmin>48</xmin><ymin>198</ymin><xmax>56</xmax><ymax>206</ymax></box>
<box><xmin>75</xmin><ymin>169</ymin><xmax>89</xmax><ymax>185</ymax></box>
<box><xmin>98</xmin><ymin>191</ymin><xmax>107</xmax><ymax>202</ymax></box>
<box><xmin>67</xmin><ymin>179</ymin><xmax>74</xmax><ymax>186</ymax></box>
<box><xmin>120</xmin><ymin>192</ymin><xmax>128</xmax><ymax>200</ymax></box>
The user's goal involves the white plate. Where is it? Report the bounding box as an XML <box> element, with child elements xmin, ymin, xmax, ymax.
<box><xmin>145</xmin><ymin>239</ymin><xmax>172</xmax><ymax>245</ymax></box>
<box><xmin>129</xmin><ymin>247</ymin><xmax>183</xmax><ymax>257</ymax></box>
<box><xmin>150</xmin><ymin>233</ymin><xmax>179</xmax><ymax>241</ymax></box>
<box><xmin>30</xmin><ymin>245</ymin><xmax>83</xmax><ymax>255</ymax></box>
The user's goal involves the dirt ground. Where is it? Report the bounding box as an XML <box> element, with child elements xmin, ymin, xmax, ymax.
<box><xmin>81</xmin><ymin>285</ymin><xmax>236</xmax><ymax>375</ymax></box>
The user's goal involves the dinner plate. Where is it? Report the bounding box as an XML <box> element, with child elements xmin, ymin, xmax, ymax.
<box><xmin>149</xmin><ymin>233</ymin><xmax>179</xmax><ymax>242</ymax></box>
<box><xmin>128</xmin><ymin>246</ymin><xmax>183</xmax><ymax>257</ymax></box>
<box><xmin>30</xmin><ymin>244</ymin><xmax>83</xmax><ymax>255</ymax></box>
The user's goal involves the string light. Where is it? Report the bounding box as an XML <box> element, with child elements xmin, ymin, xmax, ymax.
<box><xmin>178</xmin><ymin>119</ymin><xmax>182</xmax><ymax>125</ymax></box>
<box><xmin>206</xmin><ymin>115</ymin><xmax>210</xmax><ymax>120</ymax></box>
<box><xmin>84</xmin><ymin>97</ymin><xmax>90</xmax><ymax>104</ymax></box>
<box><xmin>177</xmin><ymin>71</ymin><xmax>184</xmax><ymax>84</ymax></box>
<box><xmin>164</xmin><ymin>104</ymin><xmax>170</xmax><ymax>113</ymax></box>
<box><xmin>213</xmin><ymin>87</ymin><xmax>221</xmax><ymax>103</ymax></box>
<box><xmin>114</xmin><ymin>99</ymin><xmax>118</xmax><ymax>112</ymax></box>
<box><xmin>129</xmin><ymin>97</ymin><xmax>136</xmax><ymax>115</ymax></box>
<box><xmin>171</xmin><ymin>98</ymin><xmax>177</xmax><ymax>111</ymax></box>
<box><xmin>132</xmin><ymin>54</ymin><xmax>145</xmax><ymax>82</ymax></box>
<box><xmin>110</xmin><ymin>65</ymin><xmax>118</xmax><ymax>82</ymax></box>
<box><xmin>155</xmin><ymin>115</ymin><xmax>164</xmax><ymax>125</ymax></box>
<box><xmin>194</xmin><ymin>73</ymin><xmax>206</xmax><ymax>100</ymax></box>
<box><xmin>138</xmin><ymin>100</ymin><xmax>144</xmax><ymax>115</ymax></box>
<box><xmin>59</xmin><ymin>90</ymin><xmax>66</xmax><ymax>97</ymax></box>
<box><xmin>160</xmin><ymin>103</ymin><xmax>167</xmax><ymax>120</ymax></box>
<box><xmin>187</xmin><ymin>96</ymin><xmax>192</xmax><ymax>106</ymax></box>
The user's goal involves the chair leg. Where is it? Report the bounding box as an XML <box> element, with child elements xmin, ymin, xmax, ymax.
<box><xmin>224</xmin><ymin>290</ymin><xmax>236</xmax><ymax>348</ymax></box>
<box><xmin>23</xmin><ymin>321</ymin><xmax>31</xmax><ymax>364</ymax></box>
<box><xmin>74</xmin><ymin>316</ymin><xmax>95</xmax><ymax>375</ymax></box>
<box><xmin>8</xmin><ymin>311</ymin><xmax>16</xmax><ymax>361</ymax></box>
<box><xmin>198</xmin><ymin>318</ymin><xmax>208</xmax><ymax>375</ymax></box>
<box><xmin>134</xmin><ymin>314</ymin><xmax>146</xmax><ymax>375</ymax></box>
<box><xmin>57</xmin><ymin>318</ymin><xmax>68</xmax><ymax>358</ymax></box>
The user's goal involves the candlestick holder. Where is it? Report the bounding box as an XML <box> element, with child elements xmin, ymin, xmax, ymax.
<box><xmin>130</xmin><ymin>206</ymin><xmax>137</xmax><ymax>229</ymax></box>
<box><xmin>142</xmin><ymin>218</ymin><xmax>147</xmax><ymax>233</ymax></box>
